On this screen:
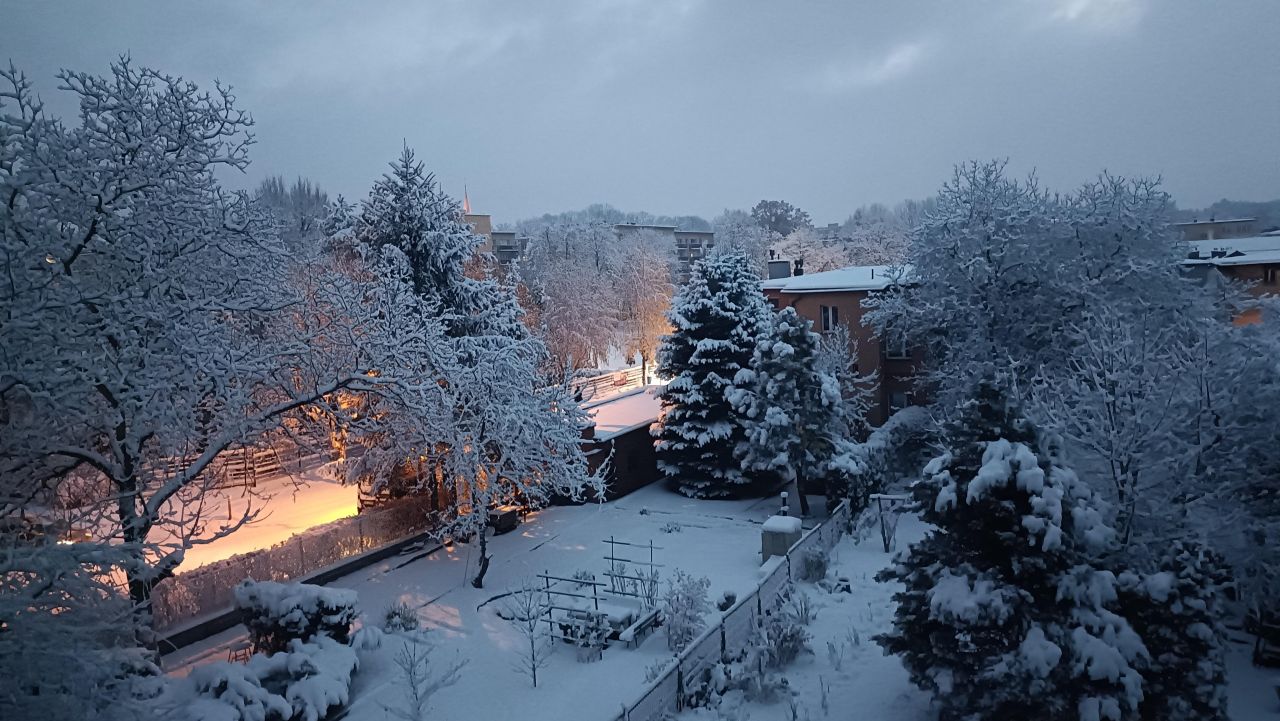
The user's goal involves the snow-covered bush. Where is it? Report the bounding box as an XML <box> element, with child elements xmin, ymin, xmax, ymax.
<box><xmin>684</xmin><ymin>642</ymin><xmax>790</xmax><ymax>710</ymax></box>
<box><xmin>717</xmin><ymin>591</ymin><xmax>738</xmax><ymax>612</ymax></box>
<box><xmin>564</xmin><ymin>612</ymin><xmax>610</xmax><ymax>662</ymax></box>
<box><xmin>234</xmin><ymin>580</ymin><xmax>357</xmax><ymax>654</ymax></box>
<box><xmin>662</xmin><ymin>570</ymin><xmax>711</xmax><ymax>651</ymax></box>
<box><xmin>788</xmin><ymin>590</ymin><xmax>816</xmax><ymax>626</ymax></box>
<box><xmin>763</xmin><ymin>611</ymin><xmax>811</xmax><ymax>668</ymax></box>
<box><xmin>382</xmin><ymin>602</ymin><xmax>420</xmax><ymax>633</ymax></box>
<box><xmin>877</xmin><ymin>379</ymin><xmax>1145</xmax><ymax>721</ymax></box>
<box><xmin>168</xmin><ymin>636</ymin><xmax>359</xmax><ymax>721</ymax></box>
<box><xmin>1118</xmin><ymin>542</ymin><xmax>1229</xmax><ymax>721</ymax></box>
<box><xmin>798</xmin><ymin>549</ymin><xmax>829</xmax><ymax>582</ymax></box>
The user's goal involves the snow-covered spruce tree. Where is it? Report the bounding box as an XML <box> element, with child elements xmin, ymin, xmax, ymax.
<box><xmin>1117</xmin><ymin>542</ymin><xmax>1229</xmax><ymax>721</ymax></box>
<box><xmin>356</xmin><ymin>145</ymin><xmax>525</xmax><ymax>341</ymax></box>
<box><xmin>730</xmin><ymin>307</ymin><xmax>857</xmax><ymax>515</ymax></box>
<box><xmin>655</xmin><ymin>252</ymin><xmax>771</xmax><ymax>498</ymax></box>
<box><xmin>877</xmin><ymin>376</ymin><xmax>1146</xmax><ymax>721</ymax></box>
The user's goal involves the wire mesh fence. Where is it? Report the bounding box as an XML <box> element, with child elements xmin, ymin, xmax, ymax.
<box><xmin>612</xmin><ymin>500</ymin><xmax>851</xmax><ymax>721</ymax></box>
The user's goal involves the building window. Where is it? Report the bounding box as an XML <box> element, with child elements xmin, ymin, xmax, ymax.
<box><xmin>1266</xmin><ymin>267</ymin><xmax>1278</xmax><ymax>285</ymax></box>
<box><xmin>884</xmin><ymin>328</ymin><xmax>909</xmax><ymax>359</ymax></box>
<box><xmin>820</xmin><ymin>305</ymin><xmax>840</xmax><ymax>332</ymax></box>
<box><xmin>888</xmin><ymin>390</ymin><xmax>909</xmax><ymax>413</ymax></box>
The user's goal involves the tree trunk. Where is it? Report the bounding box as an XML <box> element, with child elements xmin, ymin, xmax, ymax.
<box><xmin>472</xmin><ymin>528</ymin><xmax>490</xmax><ymax>588</ymax></box>
<box><xmin>795</xmin><ymin>474</ymin><xmax>810</xmax><ymax>517</ymax></box>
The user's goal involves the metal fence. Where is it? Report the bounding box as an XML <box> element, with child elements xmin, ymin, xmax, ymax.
<box><xmin>151</xmin><ymin>496</ymin><xmax>432</xmax><ymax>631</ymax></box>
<box><xmin>575</xmin><ymin>366</ymin><xmax>645</xmax><ymax>403</ymax></box>
<box><xmin>614</xmin><ymin>500</ymin><xmax>851</xmax><ymax>721</ymax></box>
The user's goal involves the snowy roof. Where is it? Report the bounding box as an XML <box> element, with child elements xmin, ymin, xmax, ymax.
<box><xmin>764</xmin><ymin>264</ymin><xmax>912</xmax><ymax>293</ymax></box>
<box><xmin>584</xmin><ymin>385</ymin><xmax>663</xmax><ymax>441</ymax></box>
<box><xmin>1183</xmin><ymin>235</ymin><xmax>1280</xmax><ymax>267</ymax></box>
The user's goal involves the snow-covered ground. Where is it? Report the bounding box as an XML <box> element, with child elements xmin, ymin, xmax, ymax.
<box><xmin>681</xmin><ymin>515</ymin><xmax>934</xmax><ymax>721</ymax></box>
<box><xmin>163</xmin><ymin>485</ymin><xmax>1280</xmax><ymax>720</ymax></box>
<box><xmin>164</xmin><ymin>484</ymin><xmax>806</xmax><ymax>720</ymax></box>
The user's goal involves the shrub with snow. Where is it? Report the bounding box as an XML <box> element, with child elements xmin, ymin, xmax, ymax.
<box><xmin>167</xmin><ymin>636</ymin><xmax>359</xmax><ymax>721</ymax></box>
<box><xmin>382</xmin><ymin>602</ymin><xmax>420</xmax><ymax>633</ymax></box>
<box><xmin>234</xmin><ymin>580</ymin><xmax>357</xmax><ymax>654</ymax></box>
<box><xmin>662</xmin><ymin>570</ymin><xmax>711</xmax><ymax>651</ymax></box>
<box><xmin>763</xmin><ymin>611</ymin><xmax>811</xmax><ymax>668</ymax></box>
<box><xmin>877</xmin><ymin>379</ymin><xmax>1145</xmax><ymax>721</ymax></box>
<box><xmin>799</xmin><ymin>549</ymin><xmax>829</xmax><ymax>582</ymax></box>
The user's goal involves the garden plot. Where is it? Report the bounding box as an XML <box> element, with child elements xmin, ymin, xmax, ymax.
<box><xmin>166</xmin><ymin>483</ymin><xmax>817</xmax><ymax>721</ymax></box>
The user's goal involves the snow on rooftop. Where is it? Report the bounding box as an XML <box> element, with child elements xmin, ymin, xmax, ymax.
<box><xmin>584</xmin><ymin>385</ymin><xmax>663</xmax><ymax>441</ymax></box>
<box><xmin>1184</xmin><ymin>235</ymin><xmax>1280</xmax><ymax>266</ymax></box>
<box><xmin>766</xmin><ymin>264</ymin><xmax>911</xmax><ymax>293</ymax></box>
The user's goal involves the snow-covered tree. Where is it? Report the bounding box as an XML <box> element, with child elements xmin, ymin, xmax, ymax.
<box><xmin>865</xmin><ymin>160</ymin><xmax>1181</xmax><ymax>411</ymax></box>
<box><xmin>339</xmin><ymin>246</ymin><xmax>604</xmax><ymax>588</ymax></box>
<box><xmin>730</xmin><ymin>308</ymin><xmax>857</xmax><ymax>515</ymax></box>
<box><xmin>655</xmin><ymin>253</ymin><xmax>771</xmax><ymax>498</ymax></box>
<box><xmin>1118</xmin><ymin>542</ymin><xmax>1229</xmax><ymax>721</ymax></box>
<box><xmin>0</xmin><ymin>60</ymin><xmax>400</xmax><ymax>641</ymax></box>
<box><xmin>769</xmin><ymin>227</ymin><xmax>850</xmax><ymax>274</ymax></box>
<box><xmin>751</xmin><ymin>199</ymin><xmax>811</xmax><ymax>237</ymax></box>
<box><xmin>0</xmin><ymin>541</ymin><xmax>158</xmax><ymax>719</ymax></box>
<box><xmin>503</xmin><ymin>578</ymin><xmax>554</xmax><ymax>688</ymax></box>
<box><xmin>877</xmin><ymin>377</ymin><xmax>1146</xmax><ymax>721</ymax></box>
<box><xmin>1029</xmin><ymin>305</ymin><xmax>1196</xmax><ymax>544</ymax></box>
<box><xmin>712</xmin><ymin>209</ymin><xmax>771</xmax><ymax>274</ymax></box>
<box><xmin>356</xmin><ymin>145</ymin><xmax>524</xmax><ymax>341</ymax></box>
<box><xmin>255</xmin><ymin>175</ymin><xmax>329</xmax><ymax>255</ymax></box>
<box><xmin>422</xmin><ymin>340</ymin><xmax>604</xmax><ymax>588</ymax></box>
<box><xmin>616</xmin><ymin>234</ymin><xmax>675</xmax><ymax>383</ymax></box>
<box><xmin>814</xmin><ymin>322</ymin><xmax>875</xmax><ymax>442</ymax></box>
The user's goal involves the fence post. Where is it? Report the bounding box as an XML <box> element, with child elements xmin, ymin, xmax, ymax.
<box><xmin>719</xmin><ymin>619</ymin><xmax>726</xmax><ymax>659</ymax></box>
<box><xmin>675</xmin><ymin>660</ymin><xmax>684</xmax><ymax>712</ymax></box>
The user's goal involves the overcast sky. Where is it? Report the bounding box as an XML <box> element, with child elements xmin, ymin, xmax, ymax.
<box><xmin>4</xmin><ymin>0</ymin><xmax>1278</xmax><ymax>225</ymax></box>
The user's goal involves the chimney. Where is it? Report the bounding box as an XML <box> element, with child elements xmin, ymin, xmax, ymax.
<box><xmin>767</xmin><ymin>259</ymin><xmax>792</xmax><ymax>279</ymax></box>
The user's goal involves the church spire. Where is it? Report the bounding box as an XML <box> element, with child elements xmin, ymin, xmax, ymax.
<box><xmin>463</xmin><ymin>185</ymin><xmax>472</xmax><ymax>214</ymax></box>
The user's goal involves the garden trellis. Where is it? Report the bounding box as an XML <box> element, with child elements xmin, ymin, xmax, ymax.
<box><xmin>603</xmin><ymin>537</ymin><xmax>663</xmax><ymax>606</ymax></box>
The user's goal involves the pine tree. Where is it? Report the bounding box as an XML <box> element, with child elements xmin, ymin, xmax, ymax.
<box><xmin>356</xmin><ymin>145</ymin><xmax>524</xmax><ymax>340</ymax></box>
<box><xmin>1118</xmin><ymin>542</ymin><xmax>1229</xmax><ymax>721</ymax></box>
<box><xmin>730</xmin><ymin>307</ymin><xmax>856</xmax><ymax>515</ymax></box>
<box><xmin>876</xmin><ymin>376</ymin><xmax>1146</xmax><ymax>721</ymax></box>
<box><xmin>655</xmin><ymin>252</ymin><xmax>770</xmax><ymax>498</ymax></box>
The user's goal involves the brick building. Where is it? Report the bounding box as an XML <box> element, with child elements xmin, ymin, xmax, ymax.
<box><xmin>762</xmin><ymin>264</ymin><xmax>918</xmax><ymax>426</ymax></box>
